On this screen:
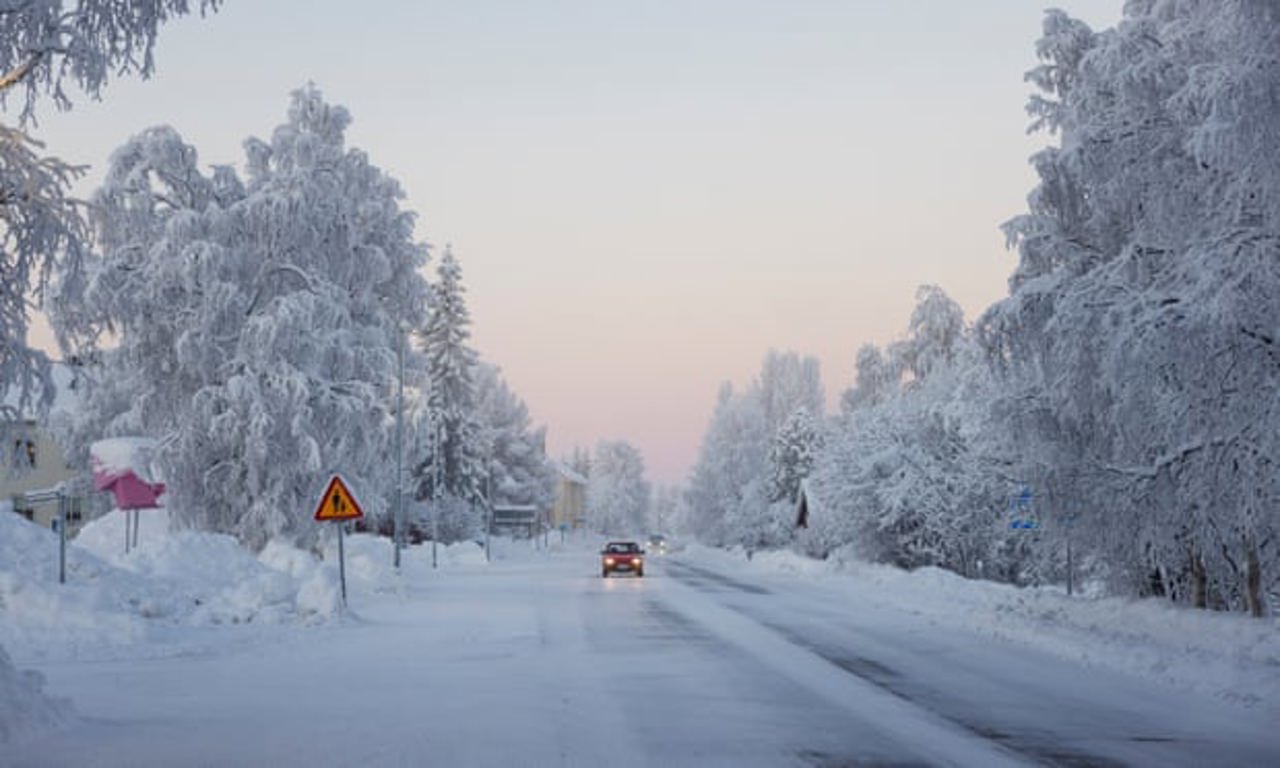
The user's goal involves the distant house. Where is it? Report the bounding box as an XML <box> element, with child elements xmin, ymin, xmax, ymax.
<box><xmin>550</xmin><ymin>461</ymin><xmax>587</xmax><ymax>530</ymax></box>
<box><xmin>1</xmin><ymin>364</ymin><xmax>89</xmax><ymax>532</ymax></box>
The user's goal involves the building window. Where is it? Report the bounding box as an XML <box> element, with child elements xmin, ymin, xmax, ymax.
<box><xmin>11</xmin><ymin>439</ymin><xmax>37</xmax><ymax>469</ymax></box>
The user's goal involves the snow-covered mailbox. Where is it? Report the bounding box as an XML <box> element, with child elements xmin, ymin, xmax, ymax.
<box><xmin>90</xmin><ymin>438</ymin><xmax>166</xmax><ymax>552</ymax></box>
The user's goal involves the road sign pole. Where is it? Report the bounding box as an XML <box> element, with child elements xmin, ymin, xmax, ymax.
<box><xmin>338</xmin><ymin>521</ymin><xmax>348</xmax><ymax>609</ymax></box>
<box><xmin>57</xmin><ymin>495</ymin><xmax>66</xmax><ymax>585</ymax></box>
<box><xmin>312</xmin><ymin>474</ymin><xmax>365</xmax><ymax>609</ymax></box>
<box><xmin>1066</xmin><ymin>522</ymin><xmax>1074</xmax><ymax>597</ymax></box>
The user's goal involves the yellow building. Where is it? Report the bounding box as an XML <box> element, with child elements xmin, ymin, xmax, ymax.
<box><xmin>2</xmin><ymin>364</ymin><xmax>87</xmax><ymax>532</ymax></box>
<box><xmin>549</xmin><ymin>461</ymin><xmax>587</xmax><ymax>530</ymax></box>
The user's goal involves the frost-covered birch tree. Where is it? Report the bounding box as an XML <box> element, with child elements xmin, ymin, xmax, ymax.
<box><xmin>810</xmin><ymin>286</ymin><xmax>1007</xmax><ymax>573</ymax></box>
<box><xmin>474</xmin><ymin>361</ymin><xmax>554</xmax><ymax>510</ymax></box>
<box><xmin>685</xmin><ymin>350</ymin><xmax>823</xmax><ymax>550</ymax></box>
<box><xmin>980</xmin><ymin>1</ymin><xmax>1280</xmax><ymax>614</ymax></box>
<box><xmin>1</xmin><ymin>0</ymin><xmax>219</xmax><ymax>460</ymax></box>
<box><xmin>0</xmin><ymin>0</ymin><xmax>221</xmax><ymax>122</ymax></box>
<box><xmin>586</xmin><ymin>440</ymin><xmax>650</xmax><ymax>536</ymax></box>
<box><xmin>54</xmin><ymin>86</ymin><xmax>431</xmax><ymax>548</ymax></box>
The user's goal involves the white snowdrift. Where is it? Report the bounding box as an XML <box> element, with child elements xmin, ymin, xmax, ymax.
<box><xmin>0</xmin><ymin>509</ymin><xmax>489</xmax><ymax>663</ymax></box>
<box><xmin>0</xmin><ymin>642</ymin><xmax>71</xmax><ymax>745</ymax></box>
<box><xmin>687</xmin><ymin>543</ymin><xmax>1280</xmax><ymax>710</ymax></box>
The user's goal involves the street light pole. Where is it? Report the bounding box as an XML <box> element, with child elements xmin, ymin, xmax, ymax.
<box><xmin>485</xmin><ymin>460</ymin><xmax>492</xmax><ymax>563</ymax></box>
<box><xmin>432</xmin><ymin>417</ymin><xmax>440</xmax><ymax>569</ymax></box>
<box><xmin>393</xmin><ymin>325</ymin><xmax>405</xmax><ymax>570</ymax></box>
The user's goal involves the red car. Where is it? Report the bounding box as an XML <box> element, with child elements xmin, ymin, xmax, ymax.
<box><xmin>601</xmin><ymin>541</ymin><xmax>644</xmax><ymax>578</ymax></box>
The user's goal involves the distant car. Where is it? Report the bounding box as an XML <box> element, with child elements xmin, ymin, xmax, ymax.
<box><xmin>601</xmin><ymin>541</ymin><xmax>644</xmax><ymax>578</ymax></box>
<box><xmin>645</xmin><ymin>534</ymin><xmax>669</xmax><ymax>555</ymax></box>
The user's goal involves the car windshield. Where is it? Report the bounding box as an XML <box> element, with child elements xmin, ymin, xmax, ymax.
<box><xmin>606</xmin><ymin>542</ymin><xmax>637</xmax><ymax>553</ymax></box>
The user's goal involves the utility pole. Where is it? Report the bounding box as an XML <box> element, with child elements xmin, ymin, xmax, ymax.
<box><xmin>393</xmin><ymin>325</ymin><xmax>405</xmax><ymax>570</ymax></box>
<box><xmin>432</xmin><ymin>417</ymin><xmax>441</xmax><ymax>569</ymax></box>
<box><xmin>485</xmin><ymin>460</ymin><xmax>492</xmax><ymax>563</ymax></box>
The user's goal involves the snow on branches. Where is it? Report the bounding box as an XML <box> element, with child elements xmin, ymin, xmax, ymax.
<box><xmin>54</xmin><ymin>86</ymin><xmax>431</xmax><ymax>549</ymax></box>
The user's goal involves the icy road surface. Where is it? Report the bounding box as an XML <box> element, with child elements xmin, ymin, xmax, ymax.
<box><xmin>8</xmin><ymin>539</ymin><xmax>1280</xmax><ymax>767</ymax></box>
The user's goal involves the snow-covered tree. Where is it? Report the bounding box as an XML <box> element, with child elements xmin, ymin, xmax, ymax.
<box><xmin>410</xmin><ymin>247</ymin><xmax>487</xmax><ymax>540</ymax></box>
<box><xmin>2</xmin><ymin>0</ymin><xmax>219</xmax><ymax>461</ymax></box>
<box><xmin>768</xmin><ymin>406</ymin><xmax>822</xmax><ymax>505</ymax></box>
<box><xmin>685</xmin><ymin>382</ymin><xmax>766</xmax><ymax>545</ymax></box>
<box><xmin>0</xmin><ymin>128</ymin><xmax>84</xmax><ymax>433</ymax></box>
<box><xmin>840</xmin><ymin>343</ymin><xmax>896</xmax><ymax>414</ymax></box>
<box><xmin>758</xmin><ymin>349</ymin><xmax>824</xmax><ymax>436</ymax></box>
<box><xmin>650</xmin><ymin>483</ymin><xmax>684</xmax><ymax>535</ymax></box>
<box><xmin>53</xmin><ymin>86</ymin><xmax>431</xmax><ymax>548</ymax></box>
<box><xmin>798</xmin><ymin>283</ymin><xmax>1020</xmax><ymax>575</ymax></box>
<box><xmin>980</xmin><ymin>2</ymin><xmax>1280</xmax><ymax>614</ymax></box>
<box><xmin>0</xmin><ymin>0</ymin><xmax>221</xmax><ymax>123</ymax></box>
<box><xmin>896</xmin><ymin>285</ymin><xmax>965</xmax><ymax>383</ymax></box>
<box><xmin>473</xmin><ymin>361</ymin><xmax>553</xmax><ymax>510</ymax></box>
<box><xmin>586</xmin><ymin>440</ymin><xmax>650</xmax><ymax>535</ymax></box>
<box><xmin>686</xmin><ymin>350</ymin><xmax>825</xmax><ymax>549</ymax></box>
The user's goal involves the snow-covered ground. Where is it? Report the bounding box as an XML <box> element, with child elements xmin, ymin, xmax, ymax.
<box><xmin>2</xmin><ymin>515</ymin><xmax>1278</xmax><ymax>765</ymax></box>
<box><xmin>689</xmin><ymin>544</ymin><xmax>1280</xmax><ymax>712</ymax></box>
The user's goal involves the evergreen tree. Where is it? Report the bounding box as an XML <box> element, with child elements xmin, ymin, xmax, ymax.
<box><xmin>412</xmin><ymin>247</ymin><xmax>487</xmax><ymax>538</ymax></box>
<box><xmin>768</xmin><ymin>406</ymin><xmax>823</xmax><ymax>505</ymax></box>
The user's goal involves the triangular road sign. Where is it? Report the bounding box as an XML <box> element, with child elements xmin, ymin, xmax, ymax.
<box><xmin>313</xmin><ymin>475</ymin><xmax>365</xmax><ymax>521</ymax></box>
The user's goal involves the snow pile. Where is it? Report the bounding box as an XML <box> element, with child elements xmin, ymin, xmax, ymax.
<box><xmin>683</xmin><ymin>544</ymin><xmax>1280</xmax><ymax>710</ymax></box>
<box><xmin>0</xmin><ymin>511</ymin><xmax>343</xmax><ymax>660</ymax></box>
<box><xmin>0</xmin><ymin>642</ymin><xmax>71</xmax><ymax>745</ymax></box>
<box><xmin>73</xmin><ymin>510</ymin><xmax>333</xmax><ymax>626</ymax></box>
<box><xmin>0</xmin><ymin>510</ymin><xmax>146</xmax><ymax>657</ymax></box>
<box><xmin>0</xmin><ymin>513</ymin><xmax>74</xmax><ymax>743</ymax></box>
<box><xmin>1</xmin><ymin>506</ymin><xmax>502</xmax><ymax>662</ymax></box>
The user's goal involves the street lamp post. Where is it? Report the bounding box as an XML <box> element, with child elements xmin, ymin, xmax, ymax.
<box><xmin>485</xmin><ymin>459</ymin><xmax>493</xmax><ymax>563</ymax></box>
<box><xmin>393</xmin><ymin>325</ymin><xmax>405</xmax><ymax>570</ymax></box>
<box><xmin>432</xmin><ymin>417</ymin><xmax>440</xmax><ymax>569</ymax></box>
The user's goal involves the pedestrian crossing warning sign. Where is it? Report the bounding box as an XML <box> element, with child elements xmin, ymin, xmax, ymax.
<box><xmin>313</xmin><ymin>475</ymin><xmax>365</xmax><ymax>521</ymax></box>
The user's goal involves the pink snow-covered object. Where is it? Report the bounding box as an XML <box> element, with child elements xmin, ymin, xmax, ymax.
<box><xmin>90</xmin><ymin>438</ymin><xmax>166</xmax><ymax>509</ymax></box>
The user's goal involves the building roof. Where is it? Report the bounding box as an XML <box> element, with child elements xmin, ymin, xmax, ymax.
<box><xmin>552</xmin><ymin>460</ymin><xmax>587</xmax><ymax>486</ymax></box>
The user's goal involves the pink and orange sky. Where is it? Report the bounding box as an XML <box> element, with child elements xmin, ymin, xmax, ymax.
<box><xmin>28</xmin><ymin>0</ymin><xmax>1122</xmax><ymax>484</ymax></box>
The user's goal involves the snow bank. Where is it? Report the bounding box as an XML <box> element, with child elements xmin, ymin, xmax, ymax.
<box><xmin>0</xmin><ymin>642</ymin><xmax>71</xmax><ymax>744</ymax></box>
<box><xmin>0</xmin><ymin>511</ymin><xmax>343</xmax><ymax>661</ymax></box>
<box><xmin>685</xmin><ymin>543</ymin><xmax>1280</xmax><ymax>711</ymax></box>
<box><xmin>1</xmin><ymin>506</ymin><xmax>503</xmax><ymax>663</ymax></box>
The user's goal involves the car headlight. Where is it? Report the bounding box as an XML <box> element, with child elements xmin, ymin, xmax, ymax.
<box><xmin>605</xmin><ymin>557</ymin><xmax>615</xmax><ymax>565</ymax></box>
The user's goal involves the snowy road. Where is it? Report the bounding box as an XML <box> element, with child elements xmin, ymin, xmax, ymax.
<box><xmin>8</xmin><ymin>539</ymin><xmax>1280</xmax><ymax>767</ymax></box>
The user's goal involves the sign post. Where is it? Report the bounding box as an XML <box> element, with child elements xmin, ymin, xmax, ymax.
<box><xmin>313</xmin><ymin>474</ymin><xmax>365</xmax><ymax>608</ymax></box>
<box><xmin>24</xmin><ymin>488</ymin><xmax>65</xmax><ymax>584</ymax></box>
